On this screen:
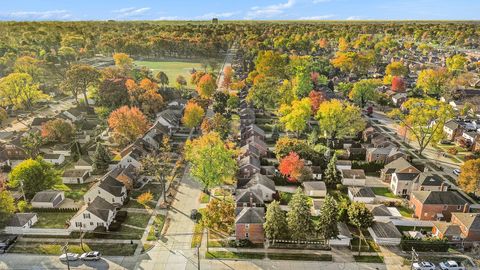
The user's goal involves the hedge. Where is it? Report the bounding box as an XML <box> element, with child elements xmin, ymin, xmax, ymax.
<box><xmin>400</xmin><ymin>237</ymin><xmax>449</xmax><ymax>252</ymax></box>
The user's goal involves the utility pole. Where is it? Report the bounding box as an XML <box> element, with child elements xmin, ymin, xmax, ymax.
<box><xmin>19</xmin><ymin>180</ymin><xmax>26</xmax><ymax>202</ymax></box>
<box><xmin>410</xmin><ymin>247</ymin><xmax>418</xmax><ymax>270</ymax></box>
<box><xmin>196</xmin><ymin>244</ymin><xmax>200</xmax><ymax>270</ymax></box>
<box><xmin>62</xmin><ymin>243</ymin><xmax>71</xmax><ymax>270</ymax></box>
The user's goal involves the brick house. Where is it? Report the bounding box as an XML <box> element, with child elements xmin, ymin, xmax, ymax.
<box><xmin>390</xmin><ymin>172</ymin><xmax>448</xmax><ymax>197</ymax></box>
<box><xmin>432</xmin><ymin>222</ymin><xmax>462</xmax><ymax>242</ymax></box>
<box><xmin>450</xmin><ymin>212</ymin><xmax>480</xmax><ymax>242</ymax></box>
<box><xmin>366</xmin><ymin>145</ymin><xmax>407</xmax><ymax>164</ymax></box>
<box><xmin>235</xmin><ymin>207</ymin><xmax>265</xmax><ymax>243</ymax></box>
<box><xmin>443</xmin><ymin>120</ymin><xmax>463</xmax><ymax>141</ymax></box>
<box><xmin>410</xmin><ymin>191</ymin><xmax>470</xmax><ymax>221</ymax></box>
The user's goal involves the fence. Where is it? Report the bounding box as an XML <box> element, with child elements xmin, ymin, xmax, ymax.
<box><xmin>3</xmin><ymin>227</ymin><xmax>71</xmax><ymax>236</ymax></box>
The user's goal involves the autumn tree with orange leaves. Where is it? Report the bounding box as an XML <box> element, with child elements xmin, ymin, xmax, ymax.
<box><xmin>125</xmin><ymin>78</ymin><xmax>163</xmax><ymax>115</ymax></box>
<box><xmin>196</xmin><ymin>74</ymin><xmax>216</xmax><ymax>98</ymax></box>
<box><xmin>222</xmin><ymin>66</ymin><xmax>233</xmax><ymax>89</ymax></box>
<box><xmin>278</xmin><ymin>152</ymin><xmax>311</xmax><ymax>183</ymax></box>
<box><xmin>309</xmin><ymin>90</ymin><xmax>327</xmax><ymax>114</ymax></box>
<box><xmin>391</xmin><ymin>76</ymin><xmax>406</xmax><ymax>92</ymax></box>
<box><xmin>41</xmin><ymin>119</ymin><xmax>75</xmax><ymax>143</ymax></box>
<box><xmin>182</xmin><ymin>101</ymin><xmax>205</xmax><ymax>129</ymax></box>
<box><xmin>108</xmin><ymin>106</ymin><xmax>149</xmax><ymax>145</ymax></box>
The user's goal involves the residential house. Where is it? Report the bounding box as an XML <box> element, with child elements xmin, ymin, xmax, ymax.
<box><xmin>371</xmin><ymin>133</ymin><xmax>389</xmax><ymax>147</ymax></box>
<box><xmin>239</xmin><ymin>144</ymin><xmax>260</xmax><ymax>159</ymax></box>
<box><xmin>462</xmin><ymin>131</ymin><xmax>478</xmax><ymax>146</ymax></box>
<box><xmin>70</xmin><ymin>197</ymin><xmax>117</xmax><ymax>231</ymax></box>
<box><xmin>390</xmin><ymin>172</ymin><xmax>448</xmax><ymax>197</ymax></box>
<box><xmin>239</xmin><ymin>108</ymin><xmax>255</xmax><ymax>126</ymax></box>
<box><xmin>311</xmin><ymin>199</ymin><xmax>324</xmax><ymax>216</ymax></box>
<box><xmin>362</xmin><ymin>126</ymin><xmax>376</xmax><ymax>142</ymax></box>
<box><xmin>62</xmin><ymin>169</ymin><xmax>91</xmax><ymax>184</ymax></box>
<box><xmin>42</xmin><ymin>153</ymin><xmax>65</xmax><ymax>165</ymax></box>
<box><xmin>238</xmin><ymin>156</ymin><xmax>261</xmax><ymax>179</ymax></box>
<box><xmin>241</xmin><ymin>124</ymin><xmax>266</xmax><ymax>142</ymax></box>
<box><xmin>367</xmin><ymin>204</ymin><xmax>402</xmax><ymax>222</ymax></box>
<box><xmin>303</xmin><ymin>181</ymin><xmax>327</xmax><ymax>198</ymax></box>
<box><xmin>443</xmin><ymin>120</ymin><xmax>464</xmax><ymax>141</ymax></box>
<box><xmin>240</xmin><ymin>173</ymin><xmax>276</xmax><ymax>202</ymax></box>
<box><xmin>244</xmin><ymin>136</ymin><xmax>268</xmax><ymax>157</ymax></box>
<box><xmin>84</xmin><ymin>175</ymin><xmax>127</xmax><ymax>206</ymax></box>
<box><xmin>235</xmin><ymin>189</ymin><xmax>264</xmax><ymax>208</ymax></box>
<box><xmin>330</xmin><ymin>222</ymin><xmax>353</xmax><ymax>247</ymax></box>
<box><xmin>410</xmin><ymin>191</ymin><xmax>470</xmax><ymax>221</ymax></box>
<box><xmin>368</xmin><ymin>221</ymin><xmax>402</xmax><ymax>246</ymax></box>
<box><xmin>143</xmin><ymin>122</ymin><xmax>169</xmax><ymax>149</ymax></box>
<box><xmin>366</xmin><ymin>145</ymin><xmax>407</xmax><ymax>164</ymax></box>
<box><xmin>74</xmin><ymin>158</ymin><xmax>93</xmax><ymax>171</ymax></box>
<box><xmin>5</xmin><ymin>213</ymin><xmax>38</xmax><ymax>229</ymax></box>
<box><xmin>391</xmin><ymin>92</ymin><xmax>408</xmax><ymax>106</ymax></box>
<box><xmin>31</xmin><ymin>190</ymin><xmax>65</xmax><ymax>209</ymax></box>
<box><xmin>381</xmin><ymin>157</ymin><xmax>420</xmax><ymax>183</ymax></box>
<box><xmin>0</xmin><ymin>141</ymin><xmax>28</xmax><ymax>168</ymax></box>
<box><xmin>432</xmin><ymin>221</ymin><xmax>462</xmax><ymax>242</ymax></box>
<box><xmin>448</xmin><ymin>212</ymin><xmax>480</xmax><ymax>242</ymax></box>
<box><xmin>336</xmin><ymin>160</ymin><xmax>352</xmax><ymax>171</ymax></box>
<box><xmin>235</xmin><ymin>207</ymin><xmax>265</xmax><ymax>243</ymax></box>
<box><xmin>111</xmin><ymin>164</ymin><xmax>139</xmax><ymax>191</ymax></box>
<box><xmin>155</xmin><ymin>109</ymin><xmax>182</xmax><ymax>134</ymax></box>
<box><xmin>62</xmin><ymin>107</ymin><xmax>87</xmax><ymax>123</ymax></box>
<box><xmin>348</xmin><ymin>186</ymin><xmax>376</xmax><ymax>203</ymax></box>
<box><xmin>341</xmin><ymin>169</ymin><xmax>366</xmax><ymax>186</ymax></box>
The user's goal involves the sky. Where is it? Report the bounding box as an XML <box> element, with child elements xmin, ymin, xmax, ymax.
<box><xmin>0</xmin><ymin>0</ymin><xmax>478</xmax><ymax>21</ymax></box>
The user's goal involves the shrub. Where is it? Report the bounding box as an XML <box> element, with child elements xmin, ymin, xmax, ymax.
<box><xmin>115</xmin><ymin>211</ymin><xmax>128</xmax><ymax>222</ymax></box>
<box><xmin>400</xmin><ymin>237</ymin><xmax>449</xmax><ymax>252</ymax></box>
<box><xmin>447</xmin><ymin>147</ymin><xmax>458</xmax><ymax>155</ymax></box>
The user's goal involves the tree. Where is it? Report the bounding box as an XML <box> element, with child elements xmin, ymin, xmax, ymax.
<box><xmin>113</xmin><ymin>53</ymin><xmax>134</xmax><ymax>73</ymax></box>
<box><xmin>278</xmin><ymin>98</ymin><xmax>312</xmax><ymax>136</ymax></box>
<box><xmin>315</xmin><ymin>195</ymin><xmax>339</xmax><ymax>243</ymax></box>
<box><xmin>388</xmin><ymin>98</ymin><xmax>454</xmax><ymax>155</ymax></box>
<box><xmin>196</xmin><ymin>74</ymin><xmax>216</xmax><ymax>98</ymax></box>
<box><xmin>41</xmin><ymin>119</ymin><xmax>75</xmax><ymax>143</ymax></box>
<box><xmin>108</xmin><ymin>106</ymin><xmax>149</xmax><ymax>145</ymax></box>
<box><xmin>323</xmin><ymin>153</ymin><xmax>341</xmax><ymax>188</ymax></box>
<box><xmin>212</xmin><ymin>91</ymin><xmax>229</xmax><ymax>115</ymax></box>
<box><xmin>309</xmin><ymin>90</ymin><xmax>327</xmax><ymax>114</ymax></box>
<box><xmin>349</xmin><ymin>79</ymin><xmax>381</xmax><ymax>108</ymax></box>
<box><xmin>274</xmin><ymin>137</ymin><xmax>323</xmax><ymax>162</ymax></box>
<box><xmin>92</xmin><ymin>143</ymin><xmax>111</xmax><ymax>174</ymax></box>
<box><xmin>0</xmin><ymin>72</ymin><xmax>47</xmax><ymax>110</ymax></box>
<box><xmin>286</xmin><ymin>188</ymin><xmax>314</xmax><ymax>241</ymax></box>
<box><xmin>0</xmin><ymin>191</ymin><xmax>15</xmax><ymax>224</ymax></box>
<box><xmin>391</xmin><ymin>76</ymin><xmax>406</xmax><ymax>92</ymax></box>
<box><xmin>184</xmin><ymin>132</ymin><xmax>237</xmax><ymax>191</ymax></box>
<box><xmin>201</xmin><ymin>113</ymin><xmax>230</xmax><ymax>139</ymax></box>
<box><xmin>316</xmin><ymin>99</ymin><xmax>366</xmax><ymax>141</ymax></box>
<box><xmin>417</xmin><ymin>68</ymin><xmax>450</xmax><ymax>96</ymax></box>
<box><xmin>14</xmin><ymin>56</ymin><xmax>45</xmax><ymax>83</ymax></box>
<box><xmin>63</xmin><ymin>64</ymin><xmax>100</xmax><ymax>106</ymax></box>
<box><xmin>330</xmin><ymin>51</ymin><xmax>375</xmax><ymax>76</ymax></box>
<box><xmin>137</xmin><ymin>192</ymin><xmax>153</xmax><ymax>207</ymax></box>
<box><xmin>97</xmin><ymin>78</ymin><xmax>129</xmax><ymax>108</ymax></box>
<box><xmin>385</xmin><ymin>61</ymin><xmax>408</xmax><ymax>77</ymax></box>
<box><xmin>8</xmin><ymin>157</ymin><xmax>62</xmax><ymax>199</ymax></box>
<box><xmin>21</xmin><ymin>131</ymin><xmax>43</xmax><ymax>159</ymax></box>
<box><xmin>222</xmin><ymin>66</ymin><xmax>233</xmax><ymax>89</ymax></box>
<box><xmin>457</xmin><ymin>159</ymin><xmax>480</xmax><ymax>194</ymax></box>
<box><xmin>155</xmin><ymin>71</ymin><xmax>169</xmax><ymax>88</ymax></box>
<box><xmin>293</xmin><ymin>67</ymin><xmax>313</xmax><ymax>98</ymax></box>
<box><xmin>0</xmin><ymin>107</ymin><xmax>7</xmax><ymax>125</ymax></box>
<box><xmin>126</xmin><ymin>79</ymin><xmax>163</xmax><ymax>115</ymax></box>
<box><xmin>175</xmin><ymin>75</ymin><xmax>187</xmax><ymax>89</ymax></box>
<box><xmin>182</xmin><ymin>101</ymin><xmax>205</xmax><ymax>129</ymax></box>
<box><xmin>279</xmin><ymin>152</ymin><xmax>306</xmax><ymax>183</ymax></box>
<box><xmin>264</xmin><ymin>200</ymin><xmax>287</xmax><ymax>244</ymax></box>
<box><xmin>446</xmin><ymin>54</ymin><xmax>467</xmax><ymax>74</ymax></box>
<box><xmin>247</xmin><ymin>76</ymin><xmax>279</xmax><ymax>111</ymax></box>
<box><xmin>348</xmin><ymin>202</ymin><xmax>374</xmax><ymax>255</ymax></box>
<box><xmin>254</xmin><ymin>50</ymin><xmax>287</xmax><ymax>79</ymax></box>
<box><xmin>70</xmin><ymin>140</ymin><xmax>82</xmax><ymax>162</ymax></box>
<box><xmin>203</xmin><ymin>196</ymin><xmax>235</xmax><ymax>234</ymax></box>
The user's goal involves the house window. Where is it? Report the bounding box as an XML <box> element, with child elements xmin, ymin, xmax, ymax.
<box><xmin>456</xmin><ymin>205</ymin><xmax>462</xmax><ymax>210</ymax></box>
<box><xmin>243</xmin><ymin>203</ymin><xmax>247</xmax><ymax>207</ymax></box>
<box><xmin>83</xmin><ymin>213</ymin><xmax>90</xmax><ymax>219</ymax></box>
<box><xmin>75</xmin><ymin>222</ymin><xmax>82</xmax><ymax>227</ymax></box>
<box><xmin>98</xmin><ymin>190</ymin><xmax>101</xmax><ymax>194</ymax></box>
<box><xmin>245</xmin><ymin>232</ymin><xmax>249</xmax><ymax>238</ymax></box>
<box><xmin>97</xmin><ymin>222</ymin><xmax>103</xmax><ymax>226</ymax></box>
<box><xmin>252</xmin><ymin>203</ymin><xmax>256</xmax><ymax>207</ymax></box>
<box><xmin>112</xmin><ymin>198</ymin><xmax>115</xmax><ymax>202</ymax></box>
<box><xmin>245</xmin><ymin>224</ymin><xmax>250</xmax><ymax>229</ymax></box>
<box><xmin>443</xmin><ymin>205</ymin><xmax>448</xmax><ymax>210</ymax></box>
<box><xmin>90</xmin><ymin>222</ymin><xmax>94</xmax><ymax>226</ymax></box>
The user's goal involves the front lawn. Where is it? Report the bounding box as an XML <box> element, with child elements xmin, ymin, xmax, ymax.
<box><xmin>131</xmin><ymin>183</ymin><xmax>163</xmax><ymax>201</ymax></box>
<box><xmin>33</xmin><ymin>212</ymin><xmax>74</xmax><ymax>229</ymax></box>
<box><xmin>124</xmin><ymin>213</ymin><xmax>151</xmax><ymax>228</ymax></box>
<box><xmin>206</xmin><ymin>251</ymin><xmax>332</xmax><ymax>261</ymax></box>
<box><xmin>11</xmin><ymin>242</ymin><xmax>137</xmax><ymax>256</ymax></box>
<box><xmin>353</xmin><ymin>255</ymin><xmax>384</xmax><ymax>263</ymax></box>
<box><xmin>397</xmin><ymin>206</ymin><xmax>414</xmax><ymax>217</ymax></box>
<box><xmin>64</xmin><ymin>183</ymin><xmax>92</xmax><ymax>202</ymax></box>
<box><xmin>191</xmin><ymin>208</ymin><xmax>206</xmax><ymax>248</ymax></box>
<box><xmin>371</xmin><ymin>187</ymin><xmax>397</xmax><ymax>198</ymax></box>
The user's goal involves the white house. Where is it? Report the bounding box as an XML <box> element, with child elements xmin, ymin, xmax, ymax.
<box><xmin>341</xmin><ymin>169</ymin><xmax>366</xmax><ymax>186</ymax></box>
<box><xmin>336</xmin><ymin>160</ymin><xmax>352</xmax><ymax>171</ymax></box>
<box><xmin>348</xmin><ymin>186</ymin><xmax>376</xmax><ymax>203</ymax></box>
<box><xmin>117</xmin><ymin>149</ymin><xmax>143</xmax><ymax>169</ymax></box>
<box><xmin>84</xmin><ymin>176</ymin><xmax>127</xmax><ymax>206</ymax></box>
<box><xmin>368</xmin><ymin>221</ymin><xmax>402</xmax><ymax>246</ymax></box>
<box><xmin>31</xmin><ymin>190</ymin><xmax>65</xmax><ymax>208</ymax></box>
<box><xmin>70</xmin><ymin>197</ymin><xmax>116</xmax><ymax>231</ymax></box>
<box><xmin>241</xmin><ymin>173</ymin><xmax>276</xmax><ymax>202</ymax></box>
<box><xmin>302</xmin><ymin>181</ymin><xmax>327</xmax><ymax>198</ymax></box>
<box><xmin>62</xmin><ymin>169</ymin><xmax>91</xmax><ymax>184</ymax></box>
<box><xmin>330</xmin><ymin>222</ymin><xmax>353</xmax><ymax>247</ymax></box>
<box><xmin>5</xmin><ymin>213</ymin><xmax>38</xmax><ymax>229</ymax></box>
<box><xmin>74</xmin><ymin>158</ymin><xmax>93</xmax><ymax>171</ymax></box>
<box><xmin>42</xmin><ymin>153</ymin><xmax>65</xmax><ymax>166</ymax></box>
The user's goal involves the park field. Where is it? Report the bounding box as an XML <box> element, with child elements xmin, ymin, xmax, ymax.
<box><xmin>135</xmin><ymin>59</ymin><xmax>221</xmax><ymax>87</ymax></box>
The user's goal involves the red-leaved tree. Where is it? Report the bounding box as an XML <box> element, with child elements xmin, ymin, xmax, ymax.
<box><xmin>309</xmin><ymin>90</ymin><xmax>327</xmax><ymax>114</ymax></box>
<box><xmin>391</xmin><ymin>76</ymin><xmax>406</xmax><ymax>92</ymax></box>
<box><xmin>278</xmin><ymin>152</ymin><xmax>305</xmax><ymax>183</ymax></box>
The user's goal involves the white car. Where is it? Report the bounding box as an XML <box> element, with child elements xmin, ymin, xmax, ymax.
<box><xmin>80</xmin><ymin>251</ymin><xmax>101</xmax><ymax>261</ymax></box>
<box><xmin>413</xmin><ymin>261</ymin><xmax>436</xmax><ymax>270</ymax></box>
<box><xmin>453</xmin><ymin>169</ymin><xmax>461</xmax><ymax>176</ymax></box>
<box><xmin>439</xmin><ymin>260</ymin><xmax>465</xmax><ymax>270</ymax></box>
<box><xmin>59</xmin><ymin>253</ymin><xmax>79</xmax><ymax>261</ymax></box>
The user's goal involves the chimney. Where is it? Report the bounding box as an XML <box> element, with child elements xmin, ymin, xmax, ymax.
<box><xmin>464</xmin><ymin>203</ymin><xmax>470</xmax><ymax>213</ymax></box>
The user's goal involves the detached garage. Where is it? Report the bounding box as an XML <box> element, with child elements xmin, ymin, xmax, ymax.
<box><xmin>368</xmin><ymin>221</ymin><xmax>402</xmax><ymax>246</ymax></box>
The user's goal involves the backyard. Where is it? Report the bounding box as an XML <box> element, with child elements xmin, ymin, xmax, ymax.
<box><xmin>33</xmin><ymin>212</ymin><xmax>75</xmax><ymax>229</ymax></box>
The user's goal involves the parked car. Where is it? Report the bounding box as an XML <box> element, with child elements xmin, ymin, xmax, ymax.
<box><xmin>439</xmin><ymin>260</ymin><xmax>465</xmax><ymax>270</ymax></box>
<box><xmin>80</xmin><ymin>251</ymin><xmax>101</xmax><ymax>261</ymax></box>
<box><xmin>453</xmin><ymin>169</ymin><xmax>461</xmax><ymax>176</ymax></box>
<box><xmin>413</xmin><ymin>261</ymin><xmax>436</xmax><ymax>270</ymax></box>
<box><xmin>190</xmin><ymin>209</ymin><xmax>198</xmax><ymax>220</ymax></box>
<box><xmin>59</xmin><ymin>253</ymin><xmax>79</xmax><ymax>261</ymax></box>
<box><xmin>0</xmin><ymin>236</ymin><xmax>18</xmax><ymax>253</ymax></box>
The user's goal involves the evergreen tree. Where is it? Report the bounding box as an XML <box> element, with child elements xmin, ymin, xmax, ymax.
<box><xmin>264</xmin><ymin>200</ymin><xmax>287</xmax><ymax>244</ymax></box>
<box><xmin>286</xmin><ymin>188</ymin><xmax>314</xmax><ymax>241</ymax></box>
<box><xmin>0</xmin><ymin>191</ymin><xmax>15</xmax><ymax>224</ymax></box>
<box><xmin>92</xmin><ymin>143</ymin><xmax>111</xmax><ymax>174</ymax></box>
<box><xmin>70</xmin><ymin>140</ymin><xmax>82</xmax><ymax>162</ymax></box>
<box><xmin>323</xmin><ymin>153</ymin><xmax>341</xmax><ymax>188</ymax></box>
<box><xmin>315</xmin><ymin>195</ymin><xmax>339</xmax><ymax>243</ymax></box>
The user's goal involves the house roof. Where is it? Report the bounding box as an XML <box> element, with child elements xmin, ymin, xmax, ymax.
<box><xmin>451</xmin><ymin>213</ymin><xmax>480</xmax><ymax>230</ymax></box>
<box><xmin>348</xmin><ymin>186</ymin><xmax>375</xmax><ymax>198</ymax></box>
<box><xmin>7</xmin><ymin>213</ymin><xmax>36</xmax><ymax>227</ymax></box>
<box><xmin>384</xmin><ymin>157</ymin><xmax>416</xmax><ymax>173</ymax></box>
<box><xmin>42</xmin><ymin>153</ymin><xmax>62</xmax><ymax>159</ymax></box>
<box><xmin>337</xmin><ymin>222</ymin><xmax>352</xmax><ymax>238</ymax></box>
<box><xmin>244</xmin><ymin>124</ymin><xmax>265</xmax><ymax>137</ymax></box>
<box><xmin>235</xmin><ymin>207</ymin><xmax>264</xmax><ymax>224</ymax></box>
<box><xmin>415</xmin><ymin>172</ymin><xmax>445</xmax><ymax>187</ymax></box>
<box><xmin>31</xmin><ymin>117</ymin><xmax>53</xmax><ymax>126</ymax></box>
<box><xmin>433</xmin><ymin>222</ymin><xmax>462</xmax><ymax>236</ymax></box>
<box><xmin>342</xmin><ymin>169</ymin><xmax>366</xmax><ymax>179</ymax></box>
<box><xmin>370</xmin><ymin>221</ymin><xmax>402</xmax><ymax>239</ymax></box>
<box><xmin>86</xmin><ymin>197</ymin><xmax>116</xmax><ymax>222</ymax></box>
<box><xmin>394</xmin><ymin>172</ymin><xmax>421</xmax><ymax>181</ymax></box>
<box><xmin>312</xmin><ymin>199</ymin><xmax>324</xmax><ymax>210</ymax></box>
<box><xmin>239</xmin><ymin>155</ymin><xmax>261</xmax><ymax>169</ymax></box>
<box><xmin>366</xmin><ymin>204</ymin><xmax>392</xmax><ymax>216</ymax></box>
<box><xmin>240</xmin><ymin>144</ymin><xmax>260</xmax><ymax>157</ymax></box>
<box><xmin>31</xmin><ymin>190</ymin><xmax>63</xmax><ymax>203</ymax></box>
<box><xmin>302</xmin><ymin>181</ymin><xmax>326</xmax><ymax>192</ymax></box>
<box><xmin>445</xmin><ymin>120</ymin><xmax>461</xmax><ymax>130</ymax></box>
<box><xmin>99</xmin><ymin>175</ymin><xmax>125</xmax><ymax>197</ymax></box>
<box><xmin>63</xmin><ymin>169</ymin><xmax>89</xmax><ymax>178</ymax></box>
<box><xmin>156</xmin><ymin>109</ymin><xmax>182</xmax><ymax>126</ymax></box>
<box><xmin>411</xmin><ymin>191</ymin><xmax>469</xmax><ymax>205</ymax></box>
<box><xmin>235</xmin><ymin>189</ymin><xmax>264</xmax><ymax>205</ymax></box>
<box><xmin>243</xmin><ymin>173</ymin><xmax>275</xmax><ymax>192</ymax></box>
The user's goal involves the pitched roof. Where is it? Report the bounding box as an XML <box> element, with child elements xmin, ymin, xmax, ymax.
<box><xmin>302</xmin><ymin>181</ymin><xmax>327</xmax><ymax>191</ymax></box>
<box><xmin>99</xmin><ymin>175</ymin><xmax>125</xmax><ymax>197</ymax></box>
<box><xmin>415</xmin><ymin>172</ymin><xmax>445</xmax><ymax>187</ymax></box>
<box><xmin>31</xmin><ymin>190</ymin><xmax>63</xmax><ymax>203</ymax></box>
<box><xmin>337</xmin><ymin>222</ymin><xmax>352</xmax><ymax>238</ymax></box>
<box><xmin>243</xmin><ymin>173</ymin><xmax>275</xmax><ymax>192</ymax></box>
<box><xmin>370</xmin><ymin>221</ymin><xmax>402</xmax><ymax>239</ymax></box>
<box><xmin>444</xmin><ymin>120</ymin><xmax>461</xmax><ymax>130</ymax></box>
<box><xmin>394</xmin><ymin>172</ymin><xmax>421</xmax><ymax>181</ymax></box>
<box><xmin>411</xmin><ymin>191</ymin><xmax>469</xmax><ymax>205</ymax></box>
<box><xmin>342</xmin><ymin>169</ymin><xmax>366</xmax><ymax>179</ymax></box>
<box><xmin>348</xmin><ymin>186</ymin><xmax>375</xmax><ymax>198</ymax></box>
<box><xmin>384</xmin><ymin>157</ymin><xmax>415</xmax><ymax>172</ymax></box>
<box><xmin>366</xmin><ymin>204</ymin><xmax>392</xmax><ymax>216</ymax></box>
<box><xmin>433</xmin><ymin>222</ymin><xmax>462</xmax><ymax>236</ymax></box>
<box><xmin>452</xmin><ymin>213</ymin><xmax>480</xmax><ymax>230</ymax></box>
<box><xmin>235</xmin><ymin>189</ymin><xmax>264</xmax><ymax>205</ymax></box>
<box><xmin>7</xmin><ymin>213</ymin><xmax>36</xmax><ymax>227</ymax></box>
<box><xmin>239</xmin><ymin>155</ymin><xmax>261</xmax><ymax>169</ymax></box>
<box><xmin>86</xmin><ymin>197</ymin><xmax>116</xmax><ymax>222</ymax></box>
<box><xmin>235</xmin><ymin>207</ymin><xmax>264</xmax><ymax>224</ymax></box>
<box><xmin>63</xmin><ymin>169</ymin><xmax>89</xmax><ymax>178</ymax></box>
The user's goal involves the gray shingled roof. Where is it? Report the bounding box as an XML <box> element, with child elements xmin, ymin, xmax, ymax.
<box><xmin>384</xmin><ymin>157</ymin><xmax>414</xmax><ymax>172</ymax></box>
<box><xmin>7</xmin><ymin>213</ymin><xmax>36</xmax><ymax>227</ymax></box>
<box><xmin>243</xmin><ymin>173</ymin><xmax>275</xmax><ymax>192</ymax></box>
<box><xmin>348</xmin><ymin>186</ymin><xmax>375</xmax><ymax>198</ymax></box>
<box><xmin>235</xmin><ymin>207</ymin><xmax>264</xmax><ymax>224</ymax></box>
<box><xmin>303</xmin><ymin>181</ymin><xmax>326</xmax><ymax>192</ymax></box>
<box><xmin>99</xmin><ymin>175</ymin><xmax>125</xmax><ymax>197</ymax></box>
<box><xmin>415</xmin><ymin>173</ymin><xmax>445</xmax><ymax>187</ymax></box>
<box><xmin>412</xmin><ymin>191</ymin><xmax>468</xmax><ymax>205</ymax></box>
<box><xmin>31</xmin><ymin>190</ymin><xmax>62</xmax><ymax>203</ymax></box>
<box><xmin>86</xmin><ymin>197</ymin><xmax>116</xmax><ymax>222</ymax></box>
<box><xmin>235</xmin><ymin>189</ymin><xmax>264</xmax><ymax>205</ymax></box>
<box><xmin>370</xmin><ymin>221</ymin><xmax>402</xmax><ymax>239</ymax></box>
<box><xmin>367</xmin><ymin>204</ymin><xmax>392</xmax><ymax>217</ymax></box>
<box><xmin>342</xmin><ymin>169</ymin><xmax>366</xmax><ymax>179</ymax></box>
<box><xmin>451</xmin><ymin>213</ymin><xmax>480</xmax><ymax>230</ymax></box>
<box><xmin>395</xmin><ymin>172</ymin><xmax>420</xmax><ymax>181</ymax></box>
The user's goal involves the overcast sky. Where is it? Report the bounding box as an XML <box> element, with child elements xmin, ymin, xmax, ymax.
<box><xmin>0</xmin><ymin>0</ymin><xmax>478</xmax><ymax>21</ymax></box>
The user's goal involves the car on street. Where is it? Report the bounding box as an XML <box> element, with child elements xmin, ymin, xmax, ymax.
<box><xmin>0</xmin><ymin>236</ymin><xmax>18</xmax><ymax>254</ymax></box>
<box><xmin>413</xmin><ymin>261</ymin><xmax>436</xmax><ymax>270</ymax></box>
<box><xmin>59</xmin><ymin>253</ymin><xmax>79</xmax><ymax>261</ymax></box>
<box><xmin>439</xmin><ymin>260</ymin><xmax>465</xmax><ymax>270</ymax></box>
<box><xmin>190</xmin><ymin>209</ymin><xmax>198</xmax><ymax>220</ymax></box>
<box><xmin>453</xmin><ymin>169</ymin><xmax>461</xmax><ymax>176</ymax></box>
<box><xmin>80</xmin><ymin>251</ymin><xmax>101</xmax><ymax>261</ymax></box>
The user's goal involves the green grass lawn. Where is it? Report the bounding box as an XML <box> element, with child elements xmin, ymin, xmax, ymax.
<box><xmin>124</xmin><ymin>213</ymin><xmax>151</xmax><ymax>228</ymax></box>
<box><xmin>134</xmin><ymin>59</ymin><xmax>221</xmax><ymax>87</ymax></box>
<box><xmin>11</xmin><ymin>242</ymin><xmax>137</xmax><ymax>256</ymax></box>
<box><xmin>353</xmin><ymin>255</ymin><xmax>384</xmax><ymax>263</ymax></box>
<box><xmin>147</xmin><ymin>215</ymin><xmax>166</xmax><ymax>241</ymax></box>
<box><xmin>191</xmin><ymin>209</ymin><xmax>206</xmax><ymax>248</ymax></box>
<box><xmin>199</xmin><ymin>192</ymin><xmax>210</xmax><ymax>203</ymax></box>
<box><xmin>371</xmin><ymin>187</ymin><xmax>398</xmax><ymax>198</ymax></box>
<box><xmin>33</xmin><ymin>212</ymin><xmax>74</xmax><ymax>229</ymax></box>
<box><xmin>397</xmin><ymin>206</ymin><xmax>414</xmax><ymax>217</ymax></box>
<box><xmin>64</xmin><ymin>183</ymin><xmax>91</xmax><ymax>202</ymax></box>
<box><xmin>206</xmin><ymin>251</ymin><xmax>332</xmax><ymax>261</ymax></box>
<box><xmin>131</xmin><ymin>183</ymin><xmax>163</xmax><ymax>201</ymax></box>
